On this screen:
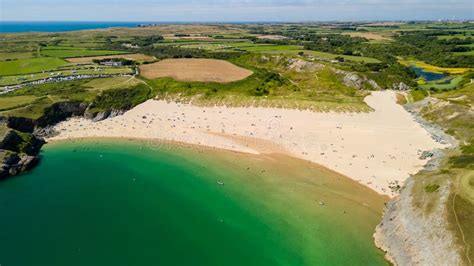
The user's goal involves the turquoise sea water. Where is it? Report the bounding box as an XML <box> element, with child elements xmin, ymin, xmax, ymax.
<box><xmin>0</xmin><ymin>140</ymin><xmax>387</xmax><ymax>265</ymax></box>
<box><xmin>0</xmin><ymin>21</ymin><xmax>143</xmax><ymax>33</ymax></box>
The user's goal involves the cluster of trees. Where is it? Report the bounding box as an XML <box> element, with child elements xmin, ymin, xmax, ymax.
<box><xmin>252</xmin><ymin>71</ymin><xmax>284</xmax><ymax>96</ymax></box>
<box><xmin>396</xmin><ymin>31</ymin><xmax>474</xmax><ymax>67</ymax></box>
<box><xmin>130</xmin><ymin>35</ymin><xmax>164</xmax><ymax>47</ymax></box>
<box><xmin>89</xmin><ymin>84</ymin><xmax>151</xmax><ymax>113</ymax></box>
<box><xmin>299</xmin><ymin>34</ymin><xmax>367</xmax><ymax>57</ymax></box>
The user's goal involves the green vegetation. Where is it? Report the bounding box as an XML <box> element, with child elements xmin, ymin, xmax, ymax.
<box><xmin>0</xmin><ymin>52</ymin><xmax>35</xmax><ymax>60</ymax></box>
<box><xmin>41</xmin><ymin>46</ymin><xmax>128</xmax><ymax>58</ymax></box>
<box><xmin>0</xmin><ymin>57</ymin><xmax>67</xmax><ymax>75</ymax></box>
<box><xmin>87</xmin><ymin>83</ymin><xmax>151</xmax><ymax>115</ymax></box>
<box><xmin>424</xmin><ymin>184</ymin><xmax>440</xmax><ymax>193</ymax></box>
<box><xmin>144</xmin><ymin>54</ymin><xmax>370</xmax><ymax>112</ymax></box>
<box><xmin>414</xmin><ymin>82</ymin><xmax>474</xmax><ymax>262</ymax></box>
<box><xmin>0</xmin><ymin>21</ymin><xmax>473</xmax><ymax>264</ymax></box>
<box><xmin>0</xmin><ymin>95</ymin><xmax>38</xmax><ymax>111</ymax></box>
<box><xmin>83</xmin><ymin>76</ymin><xmax>142</xmax><ymax>91</ymax></box>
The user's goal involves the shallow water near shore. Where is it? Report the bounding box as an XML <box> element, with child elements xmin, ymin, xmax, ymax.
<box><xmin>0</xmin><ymin>139</ymin><xmax>388</xmax><ymax>265</ymax></box>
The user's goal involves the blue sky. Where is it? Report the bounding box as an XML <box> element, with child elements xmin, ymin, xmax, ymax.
<box><xmin>1</xmin><ymin>0</ymin><xmax>473</xmax><ymax>21</ymax></box>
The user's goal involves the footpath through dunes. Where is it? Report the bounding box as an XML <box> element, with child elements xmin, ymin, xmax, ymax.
<box><xmin>50</xmin><ymin>90</ymin><xmax>446</xmax><ymax>197</ymax></box>
<box><xmin>139</xmin><ymin>58</ymin><xmax>254</xmax><ymax>82</ymax></box>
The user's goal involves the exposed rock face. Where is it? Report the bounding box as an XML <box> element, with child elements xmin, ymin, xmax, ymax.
<box><xmin>393</xmin><ymin>82</ymin><xmax>410</xmax><ymax>91</ymax></box>
<box><xmin>331</xmin><ymin>68</ymin><xmax>381</xmax><ymax>90</ymax></box>
<box><xmin>0</xmin><ymin>129</ymin><xmax>44</xmax><ymax>155</ymax></box>
<box><xmin>0</xmin><ymin>130</ymin><xmax>24</xmax><ymax>152</ymax></box>
<box><xmin>286</xmin><ymin>58</ymin><xmax>324</xmax><ymax>72</ymax></box>
<box><xmin>36</xmin><ymin>101</ymin><xmax>89</xmax><ymax>128</ymax></box>
<box><xmin>33</xmin><ymin>126</ymin><xmax>59</xmax><ymax>139</ymax></box>
<box><xmin>343</xmin><ymin>73</ymin><xmax>365</xmax><ymax>89</ymax></box>
<box><xmin>85</xmin><ymin>109</ymin><xmax>125</xmax><ymax>122</ymax></box>
<box><xmin>0</xmin><ymin>151</ymin><xmax>39</xmax><ymax>179</ymax></box>
<box><xmin>0</xmin><ymin>116</ymin><xmax>36</xmax><ymax>133</ymax></box>
<box><xmin>0</xmin><ymin>120</ymin><xmax>45</xmax><ymax>181</ymax></box>
<box><xmin>374</xmin><ymin>177</ymin><xmax>464</xmax><ymax>265</ymax></box>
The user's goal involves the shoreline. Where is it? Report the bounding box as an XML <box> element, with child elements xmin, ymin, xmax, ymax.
<box><xmin>49</xmin><ymin>90</ymin><xmax>446</xmax><ymax>197</ymax></box>
<box><xmin>48</xmin><ymin>135</ymin><xmax>383</xmax><ymax>199</ymax></box>
<box><xmin>373</xmin><ymin>96</ymin><xmax>462</xmax><ymax>265</ymax></box>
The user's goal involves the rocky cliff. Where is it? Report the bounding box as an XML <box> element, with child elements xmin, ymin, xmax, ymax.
<box><xmin>0</xmin><ymin>124</ymin><xmax>45</xmax><ymax>180</ymax></box>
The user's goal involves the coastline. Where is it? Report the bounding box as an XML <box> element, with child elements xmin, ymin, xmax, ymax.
<box><xmin>373</xmin><ymin>97</ymin><xmax>464</xmax><ymax>265</ymax></box>
<box><xmin>49</xmin><ymin>90</ymin><xmax>446</xmax><ymax>197</ymax></box>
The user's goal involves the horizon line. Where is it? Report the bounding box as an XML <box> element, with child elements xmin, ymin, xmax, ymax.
<box><xmin>1</xmin><ymin>19</ymin><xmax>473</xmax><ymax>23</ymax></box>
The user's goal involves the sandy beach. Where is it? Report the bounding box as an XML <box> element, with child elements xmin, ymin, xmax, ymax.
<box><xmin>50</xmin><ymin>90</ymin><xmax>446</xmax><ymax>197</ymax></box>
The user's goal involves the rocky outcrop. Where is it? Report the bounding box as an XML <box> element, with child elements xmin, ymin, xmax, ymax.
<box><xmin>286</xmin><ymin>58</ymin><xmax>324</xmax><ymax>72</ymax></box>
<box><xmin>392</xmin><ymin>82</ymin><xmax>410</xmax><ymax>91</ymax></box>
<box><xmin>0</xmin><ymin>151</ymin><xmax>39</xmax><ymax>180</ymax></box>
<box><xmin>0</xmin><ymin>129</ymin><xmax>44</xmax><ymax>155</ymax></box>
<box><xmin>374</xmin><ymin>177</ymin><xmax>464</xmax><ymax>265</ymax></box>
<box><xmin>85</xmin><ymin>109</ymin><xmax>125</xmax><ymax>122</ymax></box>
<box><xmin>0</xmin><ymin>121</ymin><xmax>45</xmax><ymax>181</ymax></box>
<box><xmin>374</xmin><ymin>99</ymin><xmax>464</xmax><ymax>265</ymax></box>
<box><xmin>36</xmin><ymin>101</ymin><xmax>89</xmax><ymax>128</ymax></box>
<box><xmin>0</xmin><ymin>116</ymin><xmax>36</xmax><ymax>133</ymax></box>
<box><xmin>331</xmin><ymin>68</ymin><xmax>381</xmax><ymax>90</ymax></box>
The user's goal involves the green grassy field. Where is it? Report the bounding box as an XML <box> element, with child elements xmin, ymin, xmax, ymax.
<box><xmin>83</xmin><ymin>76</ymin><xmax>142</xmax><ymax>91</ymax></box>
<box><xmin>41</xmin><ymin>46</ymin><xmax>128</xmax><ymax>58</ymax></box>
<box><xmin>0</xmin><ymin>57</ymin><xmax>67</xmax><ymax>76</ymax></box>
<box><xmin>0</xmin><ymin>95</ymin><xmax>39</xmax><ymax>111</ymax></box>
<box><xmin>0</xmin><ymin>52</ymin><xmax>36</xmax><ymax>61</ymax></box>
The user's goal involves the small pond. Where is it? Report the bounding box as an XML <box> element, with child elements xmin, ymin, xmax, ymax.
<box><xmin>411</xmin><ymin>66</ymin><xmax>447</xmax><ymax>81</ymax></box>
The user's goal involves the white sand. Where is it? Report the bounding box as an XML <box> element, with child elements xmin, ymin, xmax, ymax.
<box><xmin>50</xmin><ymin>91</ymin><xmax>446</xmax><ymax>197</ymax></box>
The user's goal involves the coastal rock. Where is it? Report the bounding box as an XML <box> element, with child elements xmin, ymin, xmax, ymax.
<box><xmin>0</xmin><ymin>130</ymin><xmax>24</xmax><ymax>152</ymax></box>
<box><xmin>0</xmin><ymin>116</ymin><xmax>36</xmax><ymax>133</ymax></box>
<box><xmin>36</xmin><ymin>101</ymin><xmax>89</xmax><ymax>127</ymax></box>
<box><xmin>34</xmin><ymin>126</ymin><xmax>59</xmax><ymax>139</ymax></box>
<box><xmin>0</xmin><ymin>163</ymin><xmax>10</xmax><ymax>180</ymax></box>
<box><xmin>0</xmin><ymin>150</ymin><xmax>38</xmax><ymax>179</ymax></box>
<box><xmin>375</xmin><ymin>99</ymin><xmax>462</xmax><ymax>265</ymax></box>
<box><xmin>9</xmin><ymin>155</ymin><xmax>39</xmax><ymax>175</ymax></box>
<box><xmin>1</xmin><ymin>151</ymin><xmax>20</xmax><ymax>165</ymax></box>
<box><xmin>88</xmin><ymin>109</ymin><xmax>125</xmax><ymax>122</ymax></box>
<box><xmin>374</xmin><ymin>177</ymin><xmax>464</xmax><ymax>265</ymax></box>
<box><xmin>0</xmin><ymin>124</ymin><xmax>45</xmax><ymax>180</ymax></box>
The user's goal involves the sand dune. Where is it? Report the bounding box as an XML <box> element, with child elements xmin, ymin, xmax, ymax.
<box><xmin>50</xmin><ymin>91</ymin><xmax>446</xmax><ymax>197</ymax></box>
